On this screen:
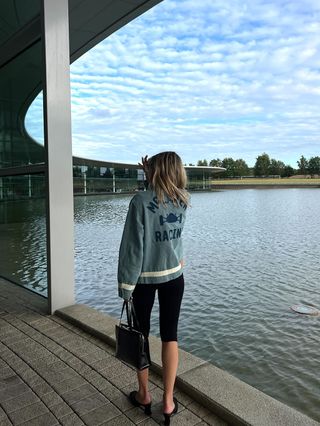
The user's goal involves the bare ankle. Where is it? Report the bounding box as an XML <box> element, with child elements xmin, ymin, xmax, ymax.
<box><xmin>163</xmin><ymin>393</ymin><xmax>174</xmax><ymax>404</ymax></box>
<box><xmin>138</xmin><ymin>390</ymin><xmax>151</xmax><ymax>404</ymax></box>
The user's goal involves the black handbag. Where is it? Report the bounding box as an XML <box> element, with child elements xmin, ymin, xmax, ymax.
<box><xmin>115</xmin><ymin>300</ymin><xmax>151</xmax><ymax>370</ymax></box>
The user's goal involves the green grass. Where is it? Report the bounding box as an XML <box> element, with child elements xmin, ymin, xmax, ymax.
<box><xmin>211</xmin><ymin>178</ymin><xmax>320</xmax><ymax>185</ymax></box>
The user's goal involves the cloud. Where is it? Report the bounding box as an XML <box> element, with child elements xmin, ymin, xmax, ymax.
<box><xmin>25</xmin><ymin>0</ymin><xmax>320</xmax><ymax>167</ymax></box>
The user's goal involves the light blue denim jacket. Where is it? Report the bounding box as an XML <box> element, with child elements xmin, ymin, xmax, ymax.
<box><xmin>118</xmin><ymin>190</ymin><xmax>187</xmax><ymax>300</ymax></box>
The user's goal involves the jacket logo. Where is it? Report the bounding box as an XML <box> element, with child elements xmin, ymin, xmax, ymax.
<box><xmin>147</xmin><ymin>196</ymin><xmax>187</xmax><ymax>214</ymax></box>
<box><xmin>160</xmin><ymin>213</ymin><xmax>183</xmax><ymax>226</ymax></box>
<box><xmin>147</xmin><ymin>196</ymin><xmax>159</xmax><ymax>213</ymax></box>
<box><xmin>155</xmin><ymin>228</ymin><xmax>182</xmax><ymax>242</ymax></box>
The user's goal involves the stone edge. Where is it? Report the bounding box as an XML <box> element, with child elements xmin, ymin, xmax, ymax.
<box><xmin>55</xmin><ymin>304</ymin><xmax>319</xmax><ymax>426</ymax></box>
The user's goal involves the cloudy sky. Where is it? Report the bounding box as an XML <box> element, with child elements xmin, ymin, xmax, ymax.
<box><xmin>26</xmin><ymin>0</ymin><xmax>320</xmax><ymax>167</ymax></box>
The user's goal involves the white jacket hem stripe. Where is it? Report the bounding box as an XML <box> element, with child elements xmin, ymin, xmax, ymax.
<box><xmin>140</xmin><ymin>264</ymin><xmax>181</xmax><ymax>278</ymax></box>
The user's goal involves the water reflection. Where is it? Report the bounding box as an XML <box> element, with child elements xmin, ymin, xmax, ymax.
<box><xmin>0</xmin><ymin>199</ymin><xmax>47</xmax><ymax>293</ymax></box>
<box><xmin>74</xmin><ymin>190</ymin><xmax>320</xmax><ymax>421</ymax></box>
<box><xmin>0</xmin><ymin>190</ymin><xmax>319</xmax><ymax>421</ymax></box>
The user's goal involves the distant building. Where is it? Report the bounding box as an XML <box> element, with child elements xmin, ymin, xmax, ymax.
<box><xmin>0</xmin><ymin>0</ymin><xmax>164</xmax><ymax>313</ymax></box>
<box><xmin>0</xmin><ymin>1</ymin><xmax>224</xmax><ymax>313</ymax></box>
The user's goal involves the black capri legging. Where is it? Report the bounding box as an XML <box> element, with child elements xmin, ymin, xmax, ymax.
<box><xmin>132</xmin><ymin>274</ymin><xmax>184</xmax><ymax>342</ymax></box>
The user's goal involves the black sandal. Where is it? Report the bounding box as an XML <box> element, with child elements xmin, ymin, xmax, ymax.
<box><xmin>163</xmin><ymin>397</ymin><xmax>178</xmax><ymax>425</ymax></box>
<box><xmin>129</xmin><ymin>391</ymin><xmax>152</xmax><ymax>415</ymax></box>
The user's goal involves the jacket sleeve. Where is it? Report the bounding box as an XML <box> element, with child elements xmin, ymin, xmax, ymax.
<box><xmin>117</xmin><ymin>197</ymin><xmax>144</xmax><ymax>300</ymax></box>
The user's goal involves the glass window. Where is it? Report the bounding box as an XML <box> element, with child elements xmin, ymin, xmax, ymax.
<box><xmin>0</xmin><ymin>41</ymin><xmax>44</xmax><ymax>168</ymax></box>
<box><xmin>0</xmin><ymin>36</ymin><xmax>47</xmax><ymax>297</ymax></box>
<box><xmin>0</xmin><ymin>174</ymin><xmax>47</xmax><ymax>295</ymax></box>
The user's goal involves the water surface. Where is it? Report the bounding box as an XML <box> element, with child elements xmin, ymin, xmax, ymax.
<box><xmin>74</xmin><ymin>189</ymin><xmax>320</xmax><ymax>422</ymax></box>
<box><xmin>1</xmin><ymin>189</ymin><xmax>319</xmax><ymax>420</ymax></box>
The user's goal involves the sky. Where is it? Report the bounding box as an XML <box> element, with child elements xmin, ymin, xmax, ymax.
<box><xmin>26</xmin><ymin>0</ymin><xmax>320</xmax><ymax>167</ymax></box>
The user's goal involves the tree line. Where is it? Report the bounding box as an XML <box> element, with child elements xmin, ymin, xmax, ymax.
<box><xmin>194</xmin><ymin>154</ymin><xmax>320</xmax><ymax>178</ymax></box>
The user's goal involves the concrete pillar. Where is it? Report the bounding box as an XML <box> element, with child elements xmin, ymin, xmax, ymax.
<box><xmin>112</xmin><ymin>169</ymin><xmax>116</xmax><ymax>193</ymax></box>
<box><xmin>28</xmin><ymin>174</ymin><xmax>32</xmax><ymax>198</ymax></box>
<box><xmin>42</xmin><ymin>0</ymin><xmax>75</xmax><ymax>313</ymax></box>
<box><xmin>84</xmin><ymin>172</ymin><xmax>87</xmax><ymax>194</ymax></box>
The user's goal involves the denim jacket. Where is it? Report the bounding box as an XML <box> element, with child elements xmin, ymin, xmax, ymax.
<box><xmin>118</xmin><ymin>190</ymin><xmax>187</xmax><ymax>300</ymax></box>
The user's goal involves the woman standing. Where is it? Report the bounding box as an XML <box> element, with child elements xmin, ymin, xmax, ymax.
<box><xmin>118</xmin><ymin>151</ymin><xmax>189</xmax><ymax>425</ymax></box>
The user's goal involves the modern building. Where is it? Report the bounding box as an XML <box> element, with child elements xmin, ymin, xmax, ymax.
<box><xmin>0</xmin><ymin>158</ymin><xmax>224</xmax><ymax>200</ymax></box>
<box><xmin>0</xmin><ymin>0</ymin><xmax>224</xmax><ymax>314</ymax></box>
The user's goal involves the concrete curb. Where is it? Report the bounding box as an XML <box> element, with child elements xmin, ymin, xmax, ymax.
<box><xmin>55</xmin><ymin>304</ymin><xmax>319</xmax><ymax>426</ymax></box>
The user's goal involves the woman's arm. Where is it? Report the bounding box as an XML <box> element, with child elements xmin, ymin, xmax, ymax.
<box><xmin>117</xmin><ymin>197</ymin><xmax>144</xmax><ymax>300</ymax></box>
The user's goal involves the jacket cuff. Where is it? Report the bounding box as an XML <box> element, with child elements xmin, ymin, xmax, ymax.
<box><xmin>118</xmin><ymin>284</ymin><xmax>136</xmax><ymax>301</ymax></box>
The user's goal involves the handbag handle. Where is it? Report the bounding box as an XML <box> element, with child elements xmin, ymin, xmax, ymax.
<box><xmin>120</xmin><ymin>300</ymin><xmax>142</xmax><ymax>331</ymax></box>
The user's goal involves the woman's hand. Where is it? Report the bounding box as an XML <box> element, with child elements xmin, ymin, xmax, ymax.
<box><xmin>139</xmin><ymin>155</ymin><xmax>149</xmax><ymax>174</ymax></box>
<box><xmin>139</xmin><ymin>155</ymin><xmax>150</xmax><ymax>183</ymax></box>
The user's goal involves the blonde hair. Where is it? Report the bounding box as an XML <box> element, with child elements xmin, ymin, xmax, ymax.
<box><xmin>147</xmin><ymin>152</ymin><xmax>189</xmax><ymax>206</ymax></box>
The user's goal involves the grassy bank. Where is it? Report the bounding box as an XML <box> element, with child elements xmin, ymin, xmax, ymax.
<box><xmin>211</xmin><ymin>178</ymin><xmax>320</xmax><ymax>185</ymax></box>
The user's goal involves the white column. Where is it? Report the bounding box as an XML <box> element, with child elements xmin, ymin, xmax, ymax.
<box><xmin>112</xmin><ymin>169</ymin><xmax>116</xmax><ymax>193</ymax></box>
<box><xmin>28</xmin><ymin>174</ymin><xmax>32</xmax><ymax>198</ymax></box>
<box><xmin>42</xmin><ymin>0</ymin><xmax>75</xmax><ymax>313</ymax></box>
<box><xmin>84</xmin><ymin>172</ymin><xmax>87</xmax><ymax>194</ymax></box>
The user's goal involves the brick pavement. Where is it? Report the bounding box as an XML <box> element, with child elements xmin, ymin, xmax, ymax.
<box><xmin>0</xmin><ymin>279</ymin><xmax>226</xmax><ymax>426</ymax></box>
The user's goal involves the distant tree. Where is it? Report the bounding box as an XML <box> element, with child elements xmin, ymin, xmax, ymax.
<box><xmin>281</xmin><ymin>165</ymin><xmax>295</xmax><ymax>177</ymax></box>
<box><xmin>209</xmin><ymin>158</ymin><xmax>222</xmax><ymax>167</ymax></box>
<box><xmin>221</xmin><ymin>158</ymin><xmax>236</xmax><ymax>177</ymax></box>
<box><xmin>277</xmin><ymin>161</ymin><xmax>286</xmax><ymax>175</ymax></box>
<box><xmin>103</xmin><ymin>168</ymin><xmax>113</xmax><ymax>178</ymax></box>
<box><xmin>197</xmin><ymin>159</ymin><xmax>208</xmax><ymax>166</ymax></box>
<box><xmin>234</xmin><ymin>159</ymin><xmax>250</xmax><ymax>177</ymax></box>
<box><xmin>297</xmin><ymin>155</ymin><xmax>309</xmax><ymax>175</ymax></box>
<box><xmin>114</xmin><ymin>168</ymin><xmax>127</xmax><ymax>178</ymax></box>
<box><xmin>254</xmin><ymin>153</ymin><xmax>271</xmax><ymax>177</ymax></box>
<box><xmin>248</xmin><ymin>167</ymin><xmax>255</xmax><ymax>176</ymax></box>
<box><xmin>269</xmin><ymin>159</ymin><xmax>285</xmax><ymax>176</ymax></box>
<box><xmin>188</xmin><ymin>163</ymin><xmax>195</xmax><ymax>166</ymax></box>
<box><xmin>308</xmin><ymin>156</ymin><xmax>320</xmax><ymax>177</ymax></box>
<box><xmin>73</xmin><ymin>166</ymin><xmax>82</xmax><ymax>177</ymax></box>
<box><xmin>86</xmin><ymin>166</ymin><xmax>100</xmax><ymax>177</ymax></box>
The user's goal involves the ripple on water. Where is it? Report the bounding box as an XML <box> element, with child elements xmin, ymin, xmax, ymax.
<box><xmin>1</xmin><ymin>190</ymin><xmax>319</xmax><ymax>421</ymax></box>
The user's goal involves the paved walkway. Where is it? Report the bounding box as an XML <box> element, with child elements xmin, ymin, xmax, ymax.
<box><xmin>0</xmin><ymin>279</ymin><xmax>226</xmax><ymax>426</ymax></box>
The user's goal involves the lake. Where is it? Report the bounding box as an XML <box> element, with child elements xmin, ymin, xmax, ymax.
<box><xmin>1</xmin><ymin>189</ymin><xmax>319</xmax><ymax>421</ymax></box>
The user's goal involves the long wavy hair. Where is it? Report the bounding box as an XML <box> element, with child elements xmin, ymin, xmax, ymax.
<box><xmin>147</xmin><ymin>151</ymin><xmax>189</xmax><ymax>206</ymax></box>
